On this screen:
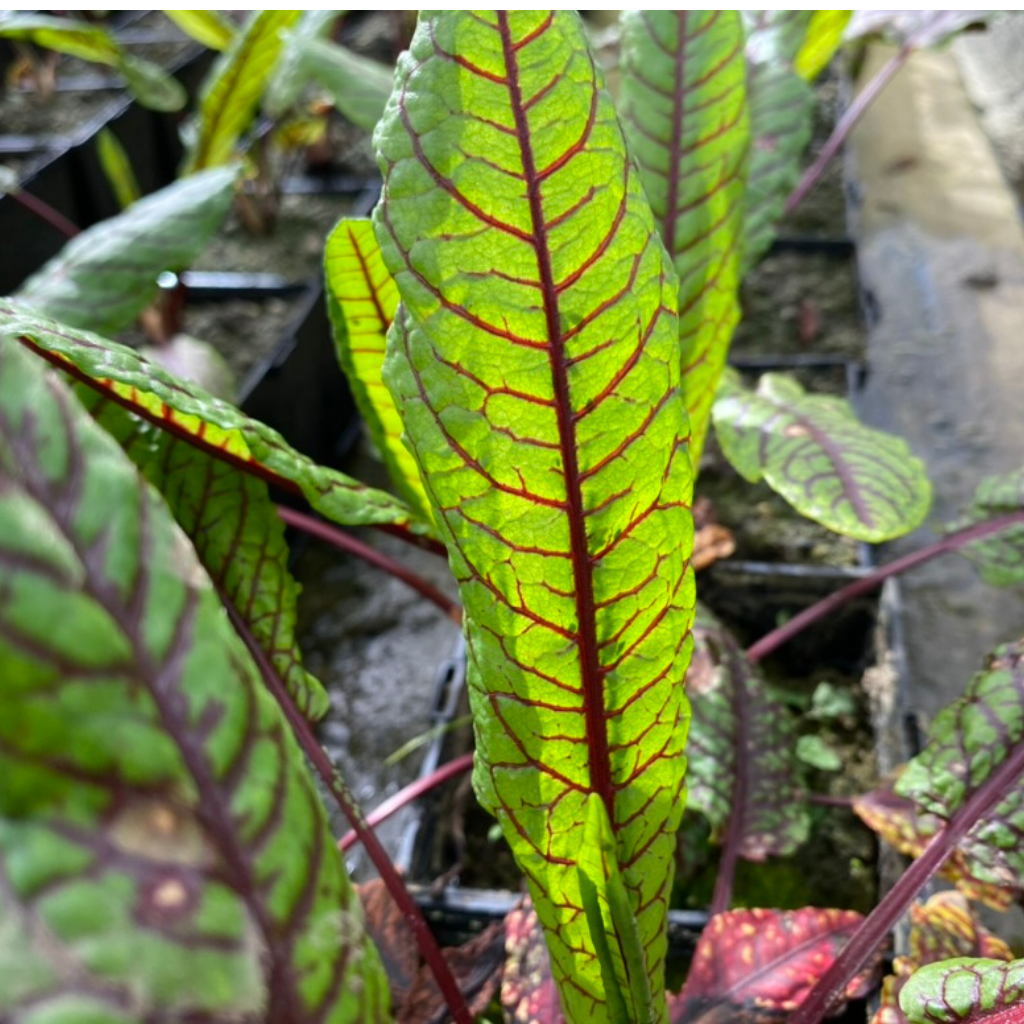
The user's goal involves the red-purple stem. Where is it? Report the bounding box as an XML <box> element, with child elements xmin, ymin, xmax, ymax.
<box><xmin>224</xmin><ymin>599</ymin><xmax>474</xmax><ymax>1024</ymax></box>
<box><xmin>9</xmin><ymin>187</ymin><xmax>80</xmax><ymax>238</ymax></box>
<box><xmin>276</xmin><ymin>505</ymin><xmax>461</xmax><ymax>623</ymax></box>
<box><xmin>790</xmin><ymin>737</ymin><xmax>1024</xmax><ymax>1024</ymax></box>
<box><xmin>747</xmin><ymin>512</ymin><xmax>1024</xmax><ymax>664</ymax></box>
<box><xmin>339</xmin><ymin>752</ymin><xmax>475</xmax><ymax>853</ymax></box>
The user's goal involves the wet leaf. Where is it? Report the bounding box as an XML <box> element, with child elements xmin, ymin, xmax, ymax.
<box><xmin>952</xmin><ymin>467</ymin><xmax>1024</xmax><ymax>586</ymax></box>
<box><xmin>375</xmin><ymin>12</ymin><xmax>693</xmax><ymax>1020</ymax></box>
<box><xmin>504</xmin><ymin>900</ymin><xmax>567</xmax><ymax>1024</ymax></box>
<box><xmin>17</xmin><ymin>167</ymin><xmax>239</xmax><ymax>337</ymax></box>
<box><xmin>900</xmin><ymin>958</ymin><xmax>1024</xmax><ymax>1024</ymax></box>
<box><xmin>0</xmin><ymin>340</ymin><xmax>389</xmax><ymax>1022</ymax></box>
<box><xmin>687</xmin><ymin>611</ymin><xmax>810</xmax><ymax>859</ymax></box>
<box><xmin>712</xmin><ymin>370</ymin><xmax>932</xmax><ymax>542</ymax></box>
<box><xmin>670</xmin><ymin>907</ymin><xmax>869</xmax><ymax>1024</ymax></box>
<box><xmin>620</xmin><ymin>11</ymin><xmax>749</xmax><ymax>464</ymax></box>
<box><xmin>165</xmin><ymin>9</ymin><xmax>236</xmax><ymax>51</ymax></box>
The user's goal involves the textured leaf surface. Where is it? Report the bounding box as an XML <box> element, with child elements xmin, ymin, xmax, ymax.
<box><xmin>374</xmin><ymin>11</ymin><xmax>693</xmax><ymax>1021</ymax></box>
<box><xmin>896</xmin><ymin>639</ymin><xmax>1024</xmax><ymax>903</ymax></box>
<box><xmin>900</xmin><ymin>959</ymin><xmax>1024</xmax><ymax>1024</ymax></box>
<box><xmin>954</xmin><ymin>468</ymin><xmax>1024</xmax><ymax>586</ymax></box>
<box><xmin>671</xmin><ymin>908</ymin><xmax>867</xmax><ymax>1024</ymax></box>
<box><xmin>0</xmin><ymin>340</ymin><xmax>389</xmax><ymax>1022</ymax></box>
<box><xmin>2</xmin><ymin>302</ymin><xmax>421</xmax><ymax>533</ymax></box>
<box><xmin>619</xmin><ymin>11</ymin><xmax>748</xmax><ymax>465</ymax></box>
<box><xmin>687</xmin><ymin>610</ymin><xmax>809</xmax><ymax>858</ymax></box>
<box><xmin>165</xmin><ymin>9</ymin><xmax>236</xmax><ymax>51</ymax></box>
<box><xmin>504</xmin><ymin>900</ymin><xmax>567</xmax><ymax>1024</ymax></box>
<box><xmin>184</xmin><ymin>10</ymin><xmax>301</xmax><ymax>172</ymax></box>
<box><xmin>713</xmin><ymin>370</ymin><xmax>932</xmax><ymax>542</ymax></box>
<box><xmin>325</xmin><ymin>218</ymin><xmax>432</xmax><ymax>524</ymax></box>
<box><xmin>17</xmin><ymin>167</ymin><xmax>238</xmax><ymax>336</ymax></box>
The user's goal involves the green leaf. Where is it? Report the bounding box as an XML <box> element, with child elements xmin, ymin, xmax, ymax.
<box><xmin>183</xmin><ymin>10</ymin><xmax>302</xmax><ymax>173</ymax></box>
<box><xmin>794</xmin><ymin>11</ymin><xmax>852</xmax><ymax>81</ymax></box>
<box><xmin>1</xmin><ymin>302</ymin><xmax>423</xmax><ymax>535</ymax></box>
<box><xmin>0</xmin><ymin>339</ymin><xmax>390</xmax><ymax>1022</ymax></box>
<box><xmin>900</xmin><ymin>959</ymin><xmax>1024</xmax><ymax>1024</ymax></box>
<box><xmin>263</xmin><ymin>10</ymin><xmax>342</xmax><ymax>118</ymax></box>
<box><xmin>96</xmin><ymin>128</ymin><xmax>141</xmax><ymax>210</ymax></box>
<box><xmin>619</xmin><ymin>12</ymin><xmax>749</xmax><ymax>466</ymax></box>
<box><xmin>795</xmin><ymin>734</ymin><xmax>842</xmax><ymax>772</ymax></box>
<box><xmin>115</xmin><ymin>52</ymin><xmax>188</xmax><ymax>113</ymax></box>
<box><xmin>325</xmin><ymin>218</ymin><xmax>433</xmax><ymax>525</ymax></box>
<box><xmin>374</xmin><ymin>11</ymin><xmax>693</xmax><ymax>1021</ymax></box>
<box><xmin>16</xmin><ymin>166</ymin><xmax>239</xmax><ymax>337</ymax></box>
<box><xmin>687</xmin><ymin>611</ymin><xmax>810</xmax><ymax>858</ymax></box>
<box><xmin>165</xmin><ymin>9</ymin><xmax>237</xmax><ymax>51</ymax></box>
<box><xmin>712</xmin><ymin>370</ymin><xmax>933</xmax><ymax>542</ymax></box>
<box><xmin>953</xmin><ymin>467</ymin><xmax>1024</xmax><ymax>586</ymax></box>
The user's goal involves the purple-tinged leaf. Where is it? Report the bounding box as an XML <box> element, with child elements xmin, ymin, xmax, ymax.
<box><xmin>900</xmin><ymin>958</ymin><xmax>1024</xmax><ymax>1024</ymax></box>
<box><xmin>687</xmin><ymin>611</ymin><xmax>809</xmax><ymax>859</ymax></box>
<box><xmin>0</xmin><ymin>340</ymin><xmax>389</xmax><ymax>1022</ymax></box>
<box><xmin>951</xmin><ymin>467</ymin><xmax>1024</xmax><ymax>586</ymax></box>
<box><xmin>712</xmin><ymin>370</ymin><xmax>933</xmax><ymax>542</ymax></box>
<box><xmin>620</xmin><ymin>11</ymin><xmax>749</xmax><ymax>464</ymax></box>
<box><xmin>374</xmin><ymin>11</ymin><xmax>693</xmax><ymax>1020</ymax></box>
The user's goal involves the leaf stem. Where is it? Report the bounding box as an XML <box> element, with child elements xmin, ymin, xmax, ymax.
<box><xmin>747</xmin><ymin>512</ymin><xmax>1024</xmax><ymax>664</ymax></box>
<box><xmin>277</xmin><ymin>505</ymin><xmax>461</xmax><ymax>623</ymax></box>
<box><xmin>224</xmin><ymin>599</ymin><xmax>474</xmax><ymax>1024</ymax></box>
<box><xmin>8</xmin><ymin>187</ymin><xmax>80</xmax><ymax>238</ymax></box>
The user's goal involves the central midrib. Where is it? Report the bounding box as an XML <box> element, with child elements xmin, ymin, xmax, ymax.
<box><xmin>497</xmin><ymin>13</ymin><xmax>614</xmax><ymax>820</ymax></box>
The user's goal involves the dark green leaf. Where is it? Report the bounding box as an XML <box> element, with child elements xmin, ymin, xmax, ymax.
<box><xmin>953</xmin><ymin>467</ymin><xmax>1024</xmax><ymax>586</ymax></box>
<box><xmin>900</xmin><ymin>958</ymin><xmax>1024</xmax><ymax>1024</ymax></box>
<box><xmin>374</xmin><ymin>11</ymin><xmax>693</xmax><ymax>1019</ymax></box>
<box><xmin>0</xmin><ymin>339</ymin><xmax>389</xmax><ymax>1022</ymax></box>
<box><xmin>17</xmin><ymin>167</ymin><xmax>239</xmax><ymax>336</ymax></box>
<box><xmin>712</xmin><ymin>370</ymin><xmax>932</xmax><ymax>542</ymax></box>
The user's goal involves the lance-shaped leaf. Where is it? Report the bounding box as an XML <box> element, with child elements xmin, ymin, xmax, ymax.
<box><xmin>73</xmin><ymin>386</ymin><xmax>330</xmax><ymax>720</ymax></box>
<box><xmin>374</xmin><ymin>11</ymin><xmax>694</xmax><ymax>1020</ymax></box>
<box><xmin>713</xmin><ymin>370</ymin><xmax>933</xmax><ymax>542</ymax></box>
<box><xmin>896</xmin><ymin>639</ymin><xmax>1024</xmax><ymax>903</ymax></box>
<box><xmin>686</xmin><ymin>610</ymin><xmax>809</xmax><ymax>858</ymax></box>
<box><xmin>183</xmin><ymin>10</ymin><xmax>301</xmax><ymax>173</ymax></box>
<box><xmin>165</xmin><ymin>9</ymin><xmax>236</xmax><ymax>51</ymax></box>
<box><xmin>619</xmin><ymin>11</ymin><xmax>749</xmax><ymax>465</ymax></box>
<box><xmin>793</xmin><ymin>12</ymin><xmax>852</xmax><ymax>81</ymax></box>
<box><xmin>952</xmin><ymin>467</ymin><xmax>1024</xmax><ymax>586</ymax></box>
<box><xmin>670</xmin><ymin>908</ymin><xmax>868</xmax><ymax>1024</ymax></box>
<box><xmin>96</xmin><ymin>128</ymin><xmax>142</xmax><ymax>210</ymax></box>
<box><xmin>0</xmin><ymin>340</ymin><xmax>389</xmax><ymax>1022</ymax></box>
<box><xmin>17</xmin><ymin>167</ymin><xmax>239</xmax><ymax>337</ymax></box>
<box><xmin>2</xmin><ymin>302</ymin><xmax>422</xmax><ymax>534</ymax></box>
<box><xmin>900</xmin><ymin>959</ymin><xmax>1024</xmax><ymax>1024</ymax></box>
<box><xmin>325</xmin><ymin>218</ymin><xmax>432</xmax><ymax>525</ymax></box>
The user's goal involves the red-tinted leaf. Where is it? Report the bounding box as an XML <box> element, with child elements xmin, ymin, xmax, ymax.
<box><xmin>504</xmin><ymin>901</ymin><xmax>567</xmax><ymax>1024</ymax></box>
<box><xmin>359</xmin><ymin>878</ymin><xmax>420</xmax><ymax>1007</ymax></box>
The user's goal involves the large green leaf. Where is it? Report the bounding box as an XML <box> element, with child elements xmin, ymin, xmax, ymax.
<box><xmin>1</xmin><ymin>302</ymin><xmax>422</xmax><ymax>534</ymax></box>
<box><xmin>619</xmin><ymin>11</ymin><xmax>749</xmax><ymax>466</ymax></box>
<box><xmin>183</xmin><ymin>10</ymin><xmax>302</xmax><ymax>173</ymax></box>
<box><xmin>0</xmin><ymin>339</ymin><xmax>389</xmax><ymax>1022</ymax></box>
<box><xmin>16</xmin><ymin>167</ymin><xmax>239</xmax><ymax>337</ymax></box>
<box><xmin>374</xmin><ymin>11</ymin><xmax>694</xmax><ymax>1021</ymax></box>
<box><xmin>900</xmin><ymin>959</ymin><xmax>1024</xmax><ymax>1024</ymax></box>
<box><xmin>953</xmin><ymin>467</ymin><xmax>1024</xmax><ymax>586</ymax></box>
<box><xmin>712</xmin><ymin>370</ymin><xmax>933</xmax><ymax>542</ymax></box>
<box><xmin>325</xmin><ymin>218</ymin><xmax>432</xmax><ymax>525</ymax></box>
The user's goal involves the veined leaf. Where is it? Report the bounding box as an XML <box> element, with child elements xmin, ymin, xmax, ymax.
<box><xmin>953</xmin><ymin>467</ymin><xmax>1024</xmax><ymax>586</ymax></box>
<box><xmin>687</xmin><ymin>611</ymin><xmax>809</xmax><ymax>858</ymax></box>
<box><xmin>325</xmin><ymin>218</ymin><xmax>432</xmax><ymax>525</ymax></box>
<box><xmin>712</xmin><ymin>370</ymin><xmax>932</xmax><ymax>542</ymax></box>
<box><xmin>73</xmin><ymin>386</ymin><xmax>330</xmax><ymax>720</ymax></box>
<box><xmin>165</xmin><ymin>9</ymin><xmax>236</xmax><ymax>52</ymax></box>
<box><xmin>0</xmin><ymin>340</ymin><xmax>389</xmax><ymax>1022</ymax></box>
<box><xmin>794</xmin><ymin>12</ymin><xmax>852</xmax><ymax>81</ymax></box>
<box><xmin>374</xmin><ymin>11</ymin><xmax>694</xmax><ymax>1021</ymax></box>
<box><xmin>900</xmin><ymin>959</ymin><xmax>1024</xmax><ymax>1024</ymax></box>
<box><xmin>183</xmin><ymin>10</ymin><xmax>302</xmax><ymax>173</ymax></box>
<box><xmin>2</xmin><ymin>302</ymin><xmax>422</xmax><ymax>534</ymax></box>
<box><xmin>264</xmin><ymin>10</ymin><xmax>342</xmax><ymax>118</ymax></box>
<box><xmin>17</xmin><ymin>166</ymin><xmax>239</xmax><ymax>337</ymax></box>
<box><xmin>620</xmin><ymin>11</ymin><xmax>749</xmax><ymax>465</ymax></box>
<box><xmin>96</xmin><ymin>128</ymin><xmax>141</xmax><ymax>210</ymax></box>
<box><xmin>670</xmin><ymin>908</ymin><xmax>869</xmax><ymax>1024</ymax></box>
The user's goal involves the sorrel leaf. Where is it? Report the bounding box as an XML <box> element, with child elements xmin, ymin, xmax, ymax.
<box><xmin>183</xmin><ymin>10</ymin><xmax>302</xmax><ymax>173</ymax></box>
<box><xmin>16</xmin><ymin>167</ymin><xmax>239</xmax><ymax>336</ymax></box>
<box><xmin>0</xmin><ymin>339</ymin><xmax>389</xmax><ymax>1022</ymax></box>
<box><xmin>71</xmin><ymin>386</ymin><xmax>330</xmax><ymax>721</ymax></box>
<box><xmin>686</xmin><ymin>612</ymin><xmax>810</xmax><ymax>858</ymax></box>
<box><xmin>713</xmin><ymin>370</ymin><xmax>932</xmax><ymax>542</ymax></box>
<box><xmin>900</xmin><ymin>959</ymin><xmax>1024</xmax><ymax>1024</ymax></box>
<box><xmin>165</xmin><ymin>9</ymin><xmax>236</xmax><ymax>51</ymax></box>
<box><xmin>325</xmin><ymin>218</ymin><xmax>432</xmax><ymax>524</ymax></box>
<box><xmin>952</xmin><ymin>467</ymin><xmax>1024</xmax><ymax>586</ymax></box>
<box><xmin>793</xmin><ymin>12</ymin><xmax>852</xmax><ymax>81</ymax></box>
<box><xmin>504</xmin><ymin>900</ymin><xmax>567</xmax><ymax>1024</ymax></box>
<box><xmin>619</xmin><ymin>11</ymin><xmax>748</xmax><ymax>465</ymax></box>
<box><xmin>374</xmin><ymin>11</ymin><xmax>693</xmax><ymax>1019</ymax></box>
<box><xmin>670</xmin><ymin>907</ymin><xmax>867</xmax><ymax>1024</ymax></box>
<box><xmin>896</xmin><ymin>639</ymin><xmax>1024</xmax><ymax>902</ymax></box>
<box><xmin>1</xmin><ymin>302</ymin><xmax>422</xmax><ymax>533</ymax></box>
